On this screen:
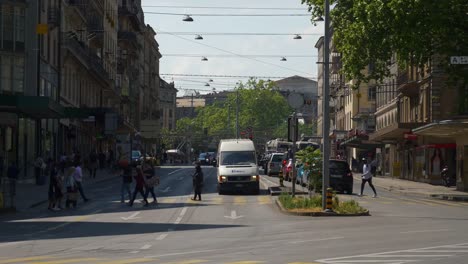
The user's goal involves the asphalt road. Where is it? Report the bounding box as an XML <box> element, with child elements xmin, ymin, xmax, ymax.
<box><xmin>1</xmin><ymin>166</ymin><xmax>468</xmax><ymax>264</ymax></box>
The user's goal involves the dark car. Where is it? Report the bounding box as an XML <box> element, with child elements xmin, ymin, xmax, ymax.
<box><xmin>329</xmin><ymin>159</ymin><xmax>353</xmax><ymax>194</ymax></box>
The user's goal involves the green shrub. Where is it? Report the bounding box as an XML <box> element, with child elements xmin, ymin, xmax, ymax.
<box><xmin>279</xmin><ymin>193</ymin><xmax>367</xmax><ymax>214</ymax></box>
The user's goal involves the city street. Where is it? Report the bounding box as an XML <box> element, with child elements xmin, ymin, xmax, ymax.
<box><xmin>1</xmin><ymin>166</ymin><xmax>468</xmax><ymax>264</ymax></box>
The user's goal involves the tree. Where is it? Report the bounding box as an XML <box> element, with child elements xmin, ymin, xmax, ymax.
<box><xmin>302</xmin><ymin>0</ymin><xmax>468</xmax><ymax>88</ymax></box>
<box><xmin>176</xmin><ymin>79</ymin><xmax>320</xmax><ymax>151</ymax></box>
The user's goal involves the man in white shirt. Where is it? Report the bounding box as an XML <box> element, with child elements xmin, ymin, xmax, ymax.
<box><xmin>73</xmin><ymin>161</ymin><xmax>89</xmax><ymax>202</ymax></box>
<box><xmin>359</xmin><ymin>159</ymin><xmax>377</xmax><ymax>197</ymax></box>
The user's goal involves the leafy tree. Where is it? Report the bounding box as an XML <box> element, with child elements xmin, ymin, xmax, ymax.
<box><xmin>296</xmin><ymin>147</ymin><xmax>323</xmax><ymax>193</ymax></box>
<box><xmin>302</xmin><ymin>0</ymin><xmax>468</xmax><ymax>89</ymax></box>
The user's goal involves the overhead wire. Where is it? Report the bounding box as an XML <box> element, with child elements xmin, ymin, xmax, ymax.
<box><xmin>157</xmin><ymin>32</ymin><xmax>322</xmax><ymax>36</ymax></box>
<box><xmin>156</xmin><ymin>29</ymin><xmax>313</xmax><ymax>76</ymax></box>
<box><xmin>141</xmin><ymin>6</ymin><xmax>307</xmax><ymax>11</ymax></box>
<box><xmin>145</xmin><ymin>12</ymin><xmax>310</xmax><ymax>17</ymax></box>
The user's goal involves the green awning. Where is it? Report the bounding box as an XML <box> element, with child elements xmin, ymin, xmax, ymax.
<box><xmin>0</xmin><ymin>95</ymin><xmax>64</xmax><ymax>119</ymax></box>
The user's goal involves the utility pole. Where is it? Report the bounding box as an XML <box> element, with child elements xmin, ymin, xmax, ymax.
<box><xmin>322</xmin><ymin>0</ymin><xmax>331</xmax><ymax>210</ymax></box>
<box><xmin>291</xmin><ymin>112</ymin><xmax>297</xmax><ymax>197</ymax></box>
<box><xmin>236</xmin><ymin>89</ymin><xmax>239</xmax><ymax>138</ymax></box>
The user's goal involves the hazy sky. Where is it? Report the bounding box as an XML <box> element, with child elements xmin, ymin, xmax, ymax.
<box><xmin>142</xmin><ymin>0</ymin><xmax>323</xmax><ymax>96</ymax></box>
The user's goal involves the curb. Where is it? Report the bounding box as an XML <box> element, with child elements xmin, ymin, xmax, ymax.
<box><xmin>430</xmin><ymin>194</ymin><xmax>468</xmax><ymax>202</ymax></box>
<box><xmin>275</xmin><ymin>198</ymin><xmax>370</xmax><ymax>217</ymax></box>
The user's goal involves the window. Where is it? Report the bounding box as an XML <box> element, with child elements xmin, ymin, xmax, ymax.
<box><xmin>368</xmin><ymin>86</ymin><xmax>376</xmax><ymax>100</ymax></box>
<box><xmin>13</xmin><ymin>56</ymin><xmax>24</xmax><ymax>92</ymax></box>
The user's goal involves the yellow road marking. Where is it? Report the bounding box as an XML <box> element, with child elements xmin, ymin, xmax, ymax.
<box><xmin>31</xmin><ymin>258</ymin><xmax>101</xmax><ymax>264</ymax></box>
<box><xmin>94</xmin><ymin>258</ymin><xmax>156</xmax><ymax>264</ymax></box>
<box><xmin>186</xmin><ymin>198</ymin><xmax>197</xmax><ymax>204</ymax></box>
<box><xmin>161</xmin><ymin>198</ymin><xmax>177</xmax><ymax>204</ymax></box>
<box><xmin>0</xmin><ymin>256</ymin><xmax>55</xmax><ymax>264</ymax></box>
<box><xmin>257</xmin><ymin>196</ymin><xmax>271</xmax><ymax>205</ymax></box>
<box><xmin>212</xmin><ymin>197</ymin><xmax>223</xmax><ymax>204</ymax></box>
<box><xmin>403</xmin><ymin>201</ymin><xmax>418</xmax><ymax>205</ymax></box>
<box><xmin>234</xmin><ymin>197</ymin><xmax>247</xmax><ymax>205</ymax></box>
<box><xmin>402</xmin><ymin>198</ymin><xmax>436</xmax><ymax>206</ymax></box>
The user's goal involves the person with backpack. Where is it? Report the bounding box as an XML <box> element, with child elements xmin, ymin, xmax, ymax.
<box><xmin>191</xmin><ymin>162</ymin><xmax>204</xmax><ymax>201</ymax></box>
<box><xmin>121</xmin><ymin>166</ymin><xmax>132</xmax><ymax>203</ymax></box>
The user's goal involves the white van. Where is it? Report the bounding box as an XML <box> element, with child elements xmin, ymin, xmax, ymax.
<box><xmin>217</xmin><ymin>139</ymin><xmax>260</xmax><ymax>195</ymax></box>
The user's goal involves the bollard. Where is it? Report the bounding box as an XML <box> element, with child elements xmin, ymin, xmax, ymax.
<box><xmin>325</xmin><ymin>187</ymin><xmax>334</xmax><ymax>212</ymax></box>
<box><xmin>279</xmin><ymin>168</ymin><xmax>284</xmax><ymax>187</ymax></box>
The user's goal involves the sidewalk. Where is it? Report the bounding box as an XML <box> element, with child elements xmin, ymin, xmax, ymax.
<box><xmin>11</xmin><ymin>168</ymin><xmax>119</xmax><ymax>212</ymax></box>
<box><xmin>260</xmin><ymin>172</ymin><xmax>468</xmax><ymax>201</ymax></box>
<box><xmin>360</xmin><ymin>175</ymin><xmax>468</xmax><ymax>201</ymax></box>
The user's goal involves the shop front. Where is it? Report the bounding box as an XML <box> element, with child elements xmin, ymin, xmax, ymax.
<box><xmin>413</xmin><ymin>120</ymin><xmax>468</xmax><ymax>191</ymax></box>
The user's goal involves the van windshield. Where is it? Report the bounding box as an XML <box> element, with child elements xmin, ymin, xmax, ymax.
<box><xmin>221</xmin><ymin>151</ymin><xmax>256</xmax><ymax>165</ymax></box>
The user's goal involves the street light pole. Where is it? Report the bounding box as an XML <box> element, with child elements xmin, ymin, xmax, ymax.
<box><xmin>322</xmin><ymin>0</ymin><xmax>331</xmax><ymax>210</ymax></box>
<box><xmin>236</xmin><ymin>89</ymin><xmax>240</xmax><ymax>138</ymax></box>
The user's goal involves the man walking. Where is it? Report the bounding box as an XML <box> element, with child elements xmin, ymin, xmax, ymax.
<box><xmin>73</xmin><ymin>160</ymin><xmax>89</xmax><ymax>202</ymax></box>
<box><xmin>191</xmin><ymin>162</ymin><xmax>204</xmax><ymax>201</ymax></box>
<box><xmin>359</xmin><ymin>159</ymin><xmax>377</xmax><ymax>198</ymax></box>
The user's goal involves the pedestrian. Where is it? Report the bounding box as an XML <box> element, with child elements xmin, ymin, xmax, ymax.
<box><xmin>34</xmin><ymin>156</ymin><xmax>45</xmax><ymax>185</ymax></box>
<box><xmin>359</xmin><ymin>159</ymin><xmax>377</xmax><ymax>198</ymax></box>
<box><xmin>191</xmin><ymin>162</ymin><xmax>204</xmax><ymax>201</ymax></box>
<box><xmin>99</xmin><ymin>150</ymin><xmax>106</xmax><ymax>169</ymax></box>
<box><xmin>370</xmin><ymin>158</ymin><xmax>378</xmax><ymax>177</ymax></box>
<box><xmin>48</xmin><ymin>161</ymin><xmax>62</xmax><ymax>211</ymax></box>
<box><xmin>128</xmin><ymin>165</ymin><xmax>149</xmax><ymax>207</ymax></box>
<box><xmin>108</xmin><ymin>149</ymin><xmax>114</xmax><ymax>168</ymax></box>
<box><xmin>143</xmin><ymin>162</ymin><xmax>158</xmax><ymax>204</ymax></box>
<box><xmin>88</xmin><ymin>150</ymin><xmax>98</xmax><ymax>179</ymax></box>
<box><xmin>73</xmin><ymin>160</ymin><xmax>89</xmax><ymax>202</ymax></box>
<box><xmin>7</xmin><ymin>161</ymin><xmax>20</xmax><ymax>198</ymax></box>
<box><xmin>64</xmin><ymin>160</ymin><xmax>78</xmax><ymax>208</ymax></box>
<box><xmin>120</xmin><ymin>166</ymin><xmax>132</xmax><ymax>203</ymax></box>
<box><xmin>59</xmin><ymin>152</ymin><xmax>67</xmax><ymax>174</ymax></box>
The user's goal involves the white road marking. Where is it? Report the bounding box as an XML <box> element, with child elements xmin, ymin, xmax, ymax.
<box><xmin>316</xmin><ymin>242</ymin><xmax>468</xmax><ymax>264</ymax></box>
<box><xmin>288</xmin><ymin>237</ymin><xmax>344</xmax><ymax>244</ymax></box>
<box><xmin>174</xmin><ymin>217</ymin><xmax>183</xmax><ymax>224</ymax></box>
<box><xmin>169</xmin><ymin>168</ymin><xmax>185</xmax><ymax>175</ymax></box>
<box><xmin>0</xmin><ymin>241</ymin><xmax>25</xmax><ymax>248</ymax></box>
<box><xmin>224</xmin><ymin>210</ymin><xmax>243</xmax><ymax>220</ymax></box>
<box><xmin>140</xmin><ymin>244</ymin><xmax>152</xmax><ymax>250</ymax></box>
<box><xmin>156</xmin><ymin>234</ymin><xmax>168</xmax><ymax>240</ymax></box>
<box><xmin>400</xmin><ymin>229</ymin><xmax>450</xmax><ymax>234</ymax></box>
<box><xmin>161</xmin><ymin>187</ymin><xmax>171</xmax><ymax>193</ymax></box>
<box><xmin>130</xmin><ymin>251</ymin><xmax>139</xmax><ymax>254</ymax></box>
<box><xmin>121</xmin><ymin>211</ymin><xmax>141</xmax><ymax>221</ymax></box>
<box><xmin>180</xmin><ymin>207</ymin><xmax>188</xmax><ymax>216</ymax></box>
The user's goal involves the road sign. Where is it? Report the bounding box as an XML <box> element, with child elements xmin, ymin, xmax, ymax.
<box><xmin>450</xmin><ymin>56</ymin><xmax>468</xmax><ymax>64</ymax></box>
<box><xmin>287</xmin><ymin>92</ymin><xmax>304</xmax><ymax>109</ymax></box>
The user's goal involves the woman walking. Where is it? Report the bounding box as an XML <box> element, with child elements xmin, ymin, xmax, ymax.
<box><xmin>47</xmin><ymin>161</ymin><xmax>63</xmax><ymax>211</ymax></box>
<box><xmin>359</xmin><ymin>159</ymin><xmax>377</xmax><ymax>198</ymax></box>
<box><xmin>143</xmin><ymin>163</ymin><xmax>158</xmax><ymax>204</ymax></box>
<box><xmin>64</xmin><ymin>160</ymin><xmax>78</xmax><ymax>208</ymax></box>
<box><xmin>191</xmin><ymin>162</ymin><xmax>204</xmax><ymax>201</ymax></box>
<box><xmin>128</xmin><ymin>165</ymin><xmax>149</xmax><ymax>207</ymax></box>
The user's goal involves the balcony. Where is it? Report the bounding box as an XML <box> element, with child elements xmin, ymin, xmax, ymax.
<box><xmin>62</xmin><ymin>36</ymin><xmax>89</xmax><ymax>68</ymax></box>
<box><xmin>397</xmin><ymin>71</ymin><xmax>420</xmax><ymax>97</ymax></box>
<box><xmin>87</xmin><ymin>17</ymin><xmax>104</xmax><ymax>46</ymax></box>
<box><xmin>67</xmin><ymin>0</ymin><xmax>87</xmax><ymax>19</ymax></box>
<box><xmin>118</xmin><ymin>31</ymin><xmax>140</xmax><ymax>50</ymax></box>
<box><xmin>118</xmin><ymin>2</ymin><xmax>141</xmax><ymax>30</ymax></box>
<box><xmin>88</xmin><ymin>53</ymin><xmax>110</xmax><ymax>85</ymax></box>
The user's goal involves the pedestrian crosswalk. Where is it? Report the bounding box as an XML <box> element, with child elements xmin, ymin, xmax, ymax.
<box><xmin>155</xmin><ymin>196</ymin><xmax>273</xmax><ymax>207</ymax></box>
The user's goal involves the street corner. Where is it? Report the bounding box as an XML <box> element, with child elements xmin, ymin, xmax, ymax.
<box><xmin>274</xmin><ymin>197</ymin><xmax>370</xmax><ymax>217</ymax></box>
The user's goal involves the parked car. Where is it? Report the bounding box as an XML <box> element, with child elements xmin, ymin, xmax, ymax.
<box><xmin>131</xmin><ymin>150</ymin><xmax>143</xmax><ymax>166</ymax></box>
<box><xmin>299</xmin><ymin>159</ymin><xmax>353</xmax><ymax>194</ymax></box>
<box><xmin>329</xmin><ymin>159</ymin><xmax>353</xmax><ymax>194</ymax></box>
<box><xmin>266</xmin><ymin>153</ymin><xmax>285</xmax><ymax>176</ymax></box>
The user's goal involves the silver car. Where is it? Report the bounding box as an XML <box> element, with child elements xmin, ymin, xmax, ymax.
<box><xmin>265</xmin><ymin>153</ymin><xmax>285</xmax><ymax>176</ymax></box>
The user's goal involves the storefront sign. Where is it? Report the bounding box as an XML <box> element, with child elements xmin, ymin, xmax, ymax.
<box><xmin>404</xmin><ymin>132</ymin><xmax>418</xmax><ymax>140</ymax></box>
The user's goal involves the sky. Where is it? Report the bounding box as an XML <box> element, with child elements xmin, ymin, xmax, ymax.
<box><xmin>141</xmin><ymin>0</ymin><xmax>324</xmax><ymax>96</ymax></box>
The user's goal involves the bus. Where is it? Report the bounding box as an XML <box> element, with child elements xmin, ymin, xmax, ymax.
<box><xmin>265</xmin><ymin>138</ymin><xmax>293</xmax><ymax>153</ymax></box>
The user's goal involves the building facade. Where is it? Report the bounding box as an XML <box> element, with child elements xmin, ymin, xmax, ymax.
<box><xmin>159</xmin><ymin>78</ymin><xmax>177</xmax><ymax>131</ymax></box>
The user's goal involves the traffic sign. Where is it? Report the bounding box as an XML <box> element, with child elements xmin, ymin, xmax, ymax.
<box><xmin>287</xmin><ymin>93</ymin><xmax>304</xmax><ymax>109</ymax></box>
<box><xmin>450</xmin><ymin>56</ymin><xmax>468</xmax><ymax>64</ymax></box>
